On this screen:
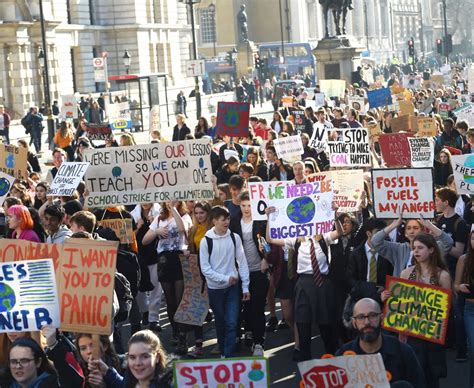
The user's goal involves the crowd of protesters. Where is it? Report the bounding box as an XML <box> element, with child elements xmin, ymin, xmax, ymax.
<box><xmin>1</xmin><ymin>59</ymin><xmax>474</xmax><ymax>388</ymax></box>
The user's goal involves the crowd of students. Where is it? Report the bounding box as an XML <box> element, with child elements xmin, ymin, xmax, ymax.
<box><xmin>1</xmin><ymin>62</ymin><xmax>474</xmax><ymax>387</ymax></box>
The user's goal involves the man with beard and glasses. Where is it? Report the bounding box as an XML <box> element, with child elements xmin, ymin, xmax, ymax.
<box><xmin>336</xmin><ymin>298</ymin><xmax>426</xmax><ymax>388</ymax></box>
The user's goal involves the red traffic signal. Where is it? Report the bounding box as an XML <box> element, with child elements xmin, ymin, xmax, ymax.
<box><xmin>436</xmin><ymin>39</ymin><xmax>443</xmax><ymax>54</ymax></box>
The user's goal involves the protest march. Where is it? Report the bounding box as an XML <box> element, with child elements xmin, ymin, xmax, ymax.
<box><xmin>4</xmin><ymin>61</ymin><xmax>474</xmax><ymax>388</ymax></box>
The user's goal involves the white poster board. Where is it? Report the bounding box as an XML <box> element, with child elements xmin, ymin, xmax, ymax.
<box><xmin>273</xmin><ymin>135</ymin><xmax>304</xmax><ymax>162</ymax></box>
<box><xmin>451</xmin><ymin>154</ymin><xmax>474</xmax><ymax>194</ymax></box>
<box><xmin>348</xmin><ymin>96</ymin><xmax>366</xmax><ymax>114</ymax></box>
<box><xmin>48</xmin><ymin>162</ymin><xmax>90</xmax><ymax>197</ymax></box>
<box><xmin>0</xmin><ymin>171</ymin><xmax>16</xmax><ymax>205</ymax></box>
<box><xmin>60</xmin><ymin>95</ymin><xmax>78</xmax><ymax>120</ymax></box>
<box><xmin>327</xmin><ymin>128</ymin><xmax>371</xmax><ymax>167</ymax></box>
<box><xmin>408</xmin><ymin>137</ymin><xmax>434</xmax><ymax>168</ymax></box>
<box><xmin>248</xmin><ymin>180</ymin><xmax>335</xmax><ymax>238</ymax></box>
<box><xmin>309</xmin><ymin>126</ymin><xmax>329</xmax><ymax>152</ymax></box>
<box><xmin>0</xmin><ymin>259</ymin><xmax>60</xmax><ymax>333</ymax></box>
<box><xmin>371</xmin><ymin>168</ymin><xmax>435</xmax><ymax>219</ymax></box>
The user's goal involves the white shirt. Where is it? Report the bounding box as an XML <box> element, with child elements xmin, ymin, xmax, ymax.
<box><xmin>364</xmin><ymin>242</ymin><xmax>378</xmax><ymax>282</ymax></box>
<box><xmin>150</xmin><ymin>213</ymin><xmax>192</xmax><ymax>254</ymax></box>
<box><xmin>284</xmin><ymin>233</ymin><xmax>334</xmax><ymax>275</ymax></box>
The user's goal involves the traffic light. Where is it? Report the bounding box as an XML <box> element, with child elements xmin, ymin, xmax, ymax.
<box><xmin>226</xmin><ymin>51</ymin><xmax>233</xmax><ymax>65</ymax></box>
<box><xmin>445</xmin><ymin>34</ymin><xmax>453</xmax><ymax>54</ymax></box>
<box><xmin>407</xmin><ymin>38</ymin><xmax>415</xmax><ymax>57</ymax></box>
<box><xmin>254</xmin><ymin>54</ymin><xmax>261</xmax><ymax>69</ymax></box>
<box><xmin>436</xmin><ymin>39</ymin><xmax>443</xmax><ymax>54</ymax></box>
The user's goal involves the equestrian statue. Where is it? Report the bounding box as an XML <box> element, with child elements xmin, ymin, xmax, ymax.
<box><xmin>319</xmin><ymin>0</ymin><xmax>353</xmax><ymax>38</ymax></box>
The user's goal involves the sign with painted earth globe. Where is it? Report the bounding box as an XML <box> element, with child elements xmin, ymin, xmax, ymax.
<box><xmin>287</xmin><ymin>196</ymin><xmax>315</xmax><ymax>224</ymax></box>
<box><xmin>0</xmin><ymin>283</ymin><xmax>16</xmax><ymax>312</ymax></box>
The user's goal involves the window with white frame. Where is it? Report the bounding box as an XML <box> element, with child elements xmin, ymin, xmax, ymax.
<box><xmin>199</xmin><ymin>9</ymin><xmax>216</xmax><ymax>45</ymax></box>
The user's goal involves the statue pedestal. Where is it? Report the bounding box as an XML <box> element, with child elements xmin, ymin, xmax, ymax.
<box><xmin>313</xmin><ymin>36</ymin><xmax>364</xmax><ymax>84</ymax></box>
<box><xmin>236</xmin><ymin>40</ymin><xmax>258</xmax><ymax>80</ymax></box>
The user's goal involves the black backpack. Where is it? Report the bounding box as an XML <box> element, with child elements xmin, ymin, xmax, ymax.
<box><xmin>114</xmin><ymin>271</ymin><xmax>133</xmax><ymax>323</ymax></box>
<box><xmin>21</xmin><ymin>114</ymin><xmax>31</xmax><ymax>134</ymax></box>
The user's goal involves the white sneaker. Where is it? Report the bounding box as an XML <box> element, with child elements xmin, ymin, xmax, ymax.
<box><xmin>252</xmin><ymin>344</ymin><xmax>264</xmax><ymax>357</ymax></box>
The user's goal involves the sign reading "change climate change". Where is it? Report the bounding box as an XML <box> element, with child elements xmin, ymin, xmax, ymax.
<box><xmin>83</xmin><ymin>139</ymin><xmax>214</xmax><ymax>206</ymax></box>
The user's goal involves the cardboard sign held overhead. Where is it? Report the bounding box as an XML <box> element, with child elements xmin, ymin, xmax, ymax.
<box><xmin>408</xmin><ymin>137</ymin><xmax>435</xmax><ymax>168</ymax></box>
<box><xmin>327</xmin><ymin>128</ymin><xmax>371</xmax><ymax>167</ymax></box>
<box><xmin>215</xmin><ymin>102</ymin><xmax>250</xmax><ymax>137</ymax></box>
<box><xmin>399</xmin><ymin>100</ymin><xmax>415</xmax><ymax>116</ymax></box>
<box><xmin>451</xmin><ymin>154</ymin><xmax>474</xmax><ymax>195</ymax></box>
<box><xmin>383</xmin><ymin>276</ymin><xmax>452</xmax><ymax>345</ymax></box>
<box><xmin>371</xmin><ymin>167</ymin><xmax>435</xmax><ymax>219</ymax></box>
<box><xmin>59</xmin><ymin>238</ymin><xmax>119</xmax><ymax>335</ymax></box>
<box><xmin>391</xmin><ymin>115</ymin><xmax>412</xmax><ymax>133</ymax></box>
<box><xmin>48</xmin><ymin>162</ymin><xmax>90</xmax><ymax>197</ymax></box>
<box><xmin>0</xmin><ymin>259</ymin><xmax>60</xmax><ymax>333</ymax></box>
<box><xmin>281</xmin><ymin>96</ymin><xmax>293</xmax><ymax>108</ymax></box>
<box><xmin>367</xmin><ymin>87</ymin><xmax>392</xmax><ymax>109</ymax></box>
<box><xmin>84</xmin><ymin>123</ymin><xmax>114</xmax><ymax>141</ymax></box>
<box><xmin>379</xmin><ymin>133</ymin><xmax>413</xmax><ymax>167</ymax></box>
<box><xmin>0</xmin><ymin>144</ymin><xmax>28</xmax><ymax>179</ymax></box>
<box><xmin>273</xmin><ymin>135</ymin><xmax>304</xmax><ymax>163</ymax></box>
<box><xmin>417</xmin><ymin>117</ymin><xmax>438</xmax><ymax>137</ymax></box>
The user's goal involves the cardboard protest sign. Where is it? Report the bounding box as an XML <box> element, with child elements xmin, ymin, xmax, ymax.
<box><xmin>418</xmin><ymin>96</ymin><xmax>434</xmax><ymax>115</ymax></box>
<box><xmin>281</xmin><ymin>96</ymin><xmax>293</xmax><ymax>108</ymax></box>
<box><xmin>399</xmin><ymin>100</ymin><xmax>415</xmax><ymax>116</ymax></box>
<box><xmin>454</xmin><ymin>103</ymin><xmax>474</xmax><ymax>127</ymax></box>
<box><xmin>378</xmin><ymin>133</ymin><xmax>413</xmax><ymax>167</ymax></box>
<box><xmin>292</xmin><ymin>110</ymin><xmax>306</xmax><ymax>133</ymax></box>
<box><xmin>367</xmin><ymin>121</ymin><xmax>382</xmax><ymax>142</ymax></box>
<box><xmin>47</xmin><ymin>162</ymin><xmax>90</xmax><ymax>197</ymax></box>
<box><xmin>348</xmin><ymin>96</ymin><xmax>366</xmax><ymax>114</ymax></box>
<box><xmin>0</xmin><ymin>259</ymin><xmax>60</xmax><ymax>333</ymax></box>
<box><xmin>417</xmin><ymin>117</ymin><xmax>437</xmax><ymax>137</ymax></box>
<box><xmin>367</xmin><ymin>87</ymin><xmax>392</xmax><ymax>109</ymax></box>
<box><xmin>371</xmin><ymin>168</ymin><xmax>435</xmax><ymax>218</ymax></box>
<box><xmin>309</xmin><ymin>126</ymin><xmax>329</xmax><ymax>152</ymax></box>
<box><xmin>0</xmin><ymin>171</ymin><xmax>15</xmax><ymax>205</ymax></box>
<box><xmin>390</xmin><ymin>114</ymin><xmax>413</xmax><ymax>133</ymax></box>
<box><xmin>451</xmin><ymin>154</ymin><xmax>474</xmax><ymax>194</ymax></box>
<box><xmin>174</xmin><ymin>358</ymin><xmax>269</xmax><ymax>387</ymax></box>
<box><xmin>0</xmin><ymin>144</ymin><xmax>27</xmax><ymax>179</ymax></box>
<box><xmin>383</xmin><ymin>276</ymin><xmax>452</xmax><ymax>345</ymax></box>
<box><xmin>248</xmin><ymin>180</ymin><xmax>334</xmax><ymax>238</ymax></box>
<box><xmin>307</xmin><ymin>170</ymin><xmax>364</xmax><ymax>213</ymax></box>
<box><xmin>327</xmin><ymin>128</ymin><xmax>370</xmax><ymax>167</ymax></box>
<box><xmin>408</xmin><ymin>137</ymin><xmax>434</xmax><ymax>168</ymax></box>
<box><xmin>0</xmin><ymin>240</ymin><xmax>60</xmax><ymax>274</ymax></box>
<box><xmin>97</xmin><ymin>218</ymin><xmax>134</xmax><ymax>245</ymax></box>
<box><xmin>83</xmin><ymin>139</ymin><xmax>214</xmax><ymax>206</ymax></box>
<box><xmin>216</xmin><ymin>102</ymin><xmax>250</xmax><ymax>137</ymax></box>
<box><xmin>320</xmin><ymin>79</ymin><xmax>346</xmax><ymax>97</ymax></box>
<box><xmin>174</xmin><ymin>254</ymin><xmax>209</xmax><ymax>327</ymax></box>
<box><xmin>273</xmin><ymin>135</ymin><xmax>304</xmax><ymax>163</ymax></box>
<box><xmin>59</xmin><ymin>238</ymin><xmax>118</xmax><ymax>335</ymax></box>
<box><xmin>84</xmin><ymin>123</ymin><xmax>113</xmax><ymax>141</ymax></box>
<box><xmin>107</xmin><ymin>102</ymin><xmax>132</xmax><ymax>131</ymax></box>
<box><xmin>298</xmin><ymin>354</ymin><xmax>389</xmax><ymax>388</ymax></box>
<box><xmin>60</xmin><ymin>95</ymin><xmax>78</xmax><ymax>119</ymax></box>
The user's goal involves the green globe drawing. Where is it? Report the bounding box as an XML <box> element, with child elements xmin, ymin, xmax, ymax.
<box><xmin>286</xmin><ymin>197</ymin><xmax>315</xmax><ymax>224</ymax></box>
<box><xmin>0</xmin><ymin>283</ymin><xmax>16</xmax><ymax>312</ymax></box>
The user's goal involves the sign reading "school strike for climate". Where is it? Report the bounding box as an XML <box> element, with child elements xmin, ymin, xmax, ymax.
<box><xmin>248</xmin><ymin>180</ymin><xmax>334</xmax><ymax>239</ymax></box>
<box><xmin>83</xmin><ymin>139</ymin><xmax>213</xmax><ymax>207</ymax></box>
<box><xmin>383</xmin><ymin>276</ymin><xmax>452</xmax><ymax>345</ymax></box>
<box><xmin>371</xmin><ymin>168</ymin><xmax>435</xmax><ymax>219</ymax></box>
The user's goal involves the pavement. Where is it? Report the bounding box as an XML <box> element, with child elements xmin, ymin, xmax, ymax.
<box><xmin>10</xmin><ymin>100</ymin><xmax>469</xmax><ymax>387</ymax></box>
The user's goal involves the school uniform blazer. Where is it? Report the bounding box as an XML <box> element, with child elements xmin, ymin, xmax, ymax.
<box><xmin>345</xmin><ymin>243</ymin><xmax>394</xmax><ymax>290</ymax></box>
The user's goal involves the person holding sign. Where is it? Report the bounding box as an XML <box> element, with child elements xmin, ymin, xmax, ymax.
<box><xmin>265</xmin><ymin>206</ymin><xmax>343</xmax><ymax>360</ymax></box>
<box><xmin>455</xmin><ymin>231</ymin><xmax>474</xmax><ymax>387</ymax></box>
<box><xmin>336</xmin><ymin>298</ymin><xmax>426</xmax><ymax>387</ymax></box>
<box><xmin>398</xmin><ymin>233</ymin><xmax>451</xmax><ymax>388</ymax></box>
<box><xmin>372</xmin><ymin>216</ymin><xmax>453</xmax><ymax>277</ymax></box>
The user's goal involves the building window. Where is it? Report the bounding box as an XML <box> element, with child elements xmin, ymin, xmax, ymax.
<box><xmin>89</xmin><ymin>0</ymin><xmax>95</xmax><ymax>25</ymax></box>
<box><xmin>199</xmin><ymin>9</ymin><xmax>216</xmax><ymax>45</ymax></box>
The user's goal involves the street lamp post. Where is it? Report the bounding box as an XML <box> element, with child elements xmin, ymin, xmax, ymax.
<box><xmin>186</xmin><ymin>0</ymin><xmax>202</xmax><ymax>120</ymax></box>
<box><xmin>442</xmin><ymin>0</ymin><xmax>449</xmax><ymax>62</ymax></box>
<box><xmin>38</xmin><ymin>48</ymin><xmax>46</xmax><ymax>104</ymax></box>
<box><xmin>39</xmin><ymin>0</ymin><xmax>54</xmax><ymax>150</ymax></box>
<box><xmin>208</xmin><ymin>3</ymin><xmax>216</xmax><ymax>57</ymax></box>
<box><xmin>123</xmin><ymin>50</ymin><xmax>131</xmax><ymax>74</ymax></box>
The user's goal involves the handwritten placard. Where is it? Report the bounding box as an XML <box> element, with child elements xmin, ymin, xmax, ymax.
<box><xmin>408</xmin><ymin>137</ymin><xmax>435</xmax><ymax>168</ymax></box>
<box><xmin>273</xmin><ymin>135</ymin><xmax>304</xmax><ymax>162</ymax></box>
<box><xmin>84</xmin><ymin>123</ymin><xmax>114</xmax><ymax>141</ymax></box>
<box><xmin>383</xmin><ymin>276</ymin><xmax>452</xmax><ymax>345</ymax></box>
<box><xmin>417</xmin><ymin>117</ymin><xmax>437</xmax><ymax>137</ymax></box>
<box><xmin>216</xmin><ymin>102</ymin><xmax>250</xmax><ymax>137</ymax></box>
<box><xmin>379</xmin><ymin>133</ymin><xmax>413</xmax><ymax>167</ymax></box>
<box><xmin>451</xmin><ymin>154</ymin><xmax>474</xmax><ymax>194</ymax></box>
<box><xmin>371</xmin><ymin>167</ymin><xmax>435</xmax><ymax>219</ymax></box>
<box><xmin>0</xmin><ymin>259</ymin><xmax>59</xmax><ymax>333</ymax></box>
<box><xmin>367</xmin><ymin>87</ymin><xmax>392</xmax><ymax>109</ymax></box>
<box><xmin>97</xmin><ymin>218</ymin><xmax>134</xmax><ymax>245</ymax></box>
<box><xmin>0</xmin><ymin>144</ymin><xmax>27</xmax><ymax>179</ymax></box>
<box><xmin>48</xmin><ymin>162</ymin><xmax>90</xmax><ymax>197</ymax></box>
<box><xmin>327</xmin><ymin>128</ymin><xmax>370</xmax><ymax>167</ymax></box>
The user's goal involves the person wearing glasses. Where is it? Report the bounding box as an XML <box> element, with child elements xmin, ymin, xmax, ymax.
<box><xmin>336</xmin><ymin>298</ymin><xmax>426</xmax><ymax>388</ymax></box>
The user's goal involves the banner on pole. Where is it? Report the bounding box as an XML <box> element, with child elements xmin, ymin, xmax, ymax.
<box><xmin>371</xmin><ymin>167</ymin><xmax>435</xmax><ymax>219</ymax></box>
<box><xmin>273</xmin><ymin>135</ymin><xmax>304</xmax><ymax>162</ymax></box>
<box><xmin>248</xmin><ymin>180</ymin><xmax>334</xmax><ymax>238</ymax></box>
<box><xmin>84</xmin><ymin>139</ymin><xmax>214</xmax><ymax>206</ymax></box>
<box><xmin>174</xmin><ymin>254</ymin><xmax>209</xmax><ymax>326</ymax></box>
<box><xmin>216</xmin><ymin>102</ymin><xmax>250</xmax><ymax>137</ymax></box>
<box><xmin>48</xmin><ymin>162</ymin><xmax>90</xmax><ymax>197</ymax></box>
<box><xmin>327</xmin><ymin>128</ymin><xmax>370</xmax><ymax>167</ymax></box>
<box><xmin>0</xmin><ymin>259</ymin><xmax>59</xmax><ymax>333</ymax></box>
<box><xmin>383</xmin><ymin>276</ymin><xmax>452</xmax><ymax>345</ymax></box>
<box><xmin>298</xmin><ymin>354</ymin><xmax>389</xmax><ymax>388</ymax></box>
